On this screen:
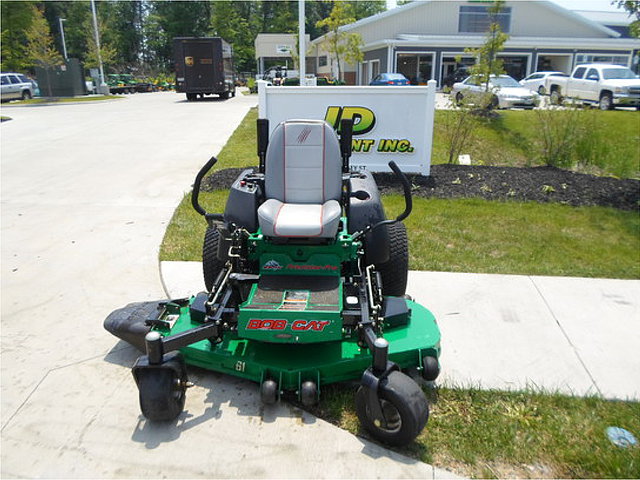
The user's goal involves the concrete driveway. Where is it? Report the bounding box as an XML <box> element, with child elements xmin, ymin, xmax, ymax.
<box><xmin>1</xmin><ymin>93</ymin><xmax>450</xmax><ymax>478</ymax></box>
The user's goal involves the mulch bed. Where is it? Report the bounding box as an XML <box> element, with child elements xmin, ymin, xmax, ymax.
<box><xmin>202</xmin><ymin>165</ymin><xmax>639</xmax><ymax>211</ymax></box>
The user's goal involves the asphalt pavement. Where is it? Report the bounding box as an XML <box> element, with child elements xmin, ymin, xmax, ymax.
<box><xmin>1</xmin><ymin>92</ymin><xmax>459</xmax><ymax>479</ymax></box>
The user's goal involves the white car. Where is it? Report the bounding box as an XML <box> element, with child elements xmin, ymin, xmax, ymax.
<box><xmin>520</xmin><ymin>71</ymin><xmax>568</xmax><ymax>95</ymax></box>
<box><xmin>452</xmin><ymin>75</ymin><xmax>539</xmax><ymax>109</ymax></box>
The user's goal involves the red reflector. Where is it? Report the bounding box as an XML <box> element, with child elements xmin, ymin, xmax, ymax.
<box><xmin>388</xmin><ymin>81</ymin><xmax>394</xmax><ymax>85</ymax></box>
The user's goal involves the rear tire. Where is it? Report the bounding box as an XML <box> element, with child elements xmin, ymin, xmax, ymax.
<box><xmin>376</xmin><ymin>222</ymin><xmax>409</xmax><ymax>297</ymax></box>
<box><xmin>203</xmin><ymin>227</ymin><xmax>225</xmax><ymax>292</ymax></box>
<box><xmin>355</xmin><ymin>371</ymin><xmax>429</xmax><ymax>446</ymax></box>
<box><xmin>550</xmin><ymin>89</ymin><xmax>562</xmax><ymax>105</ymax></box>
<box><xmin>21</xmin><ymin>90</ymin><xmax>32</xmax><ymax>100</ymax></box>
<box><xmin>537</xmin><ymin>85</ymin><xmax>545</xmax><ymax>95</ymax></box>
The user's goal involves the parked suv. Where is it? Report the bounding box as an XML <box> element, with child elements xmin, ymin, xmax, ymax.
<box><xmin>1</xmin><ymin>72</ymin><xmax>36</xmax><ymax>101</ymax></box>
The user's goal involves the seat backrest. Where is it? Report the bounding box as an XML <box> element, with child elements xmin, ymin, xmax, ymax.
<box><xmin>264</xmin><ymin>120</ymin><xmax>342</xmax><ymax>204</ymax></box>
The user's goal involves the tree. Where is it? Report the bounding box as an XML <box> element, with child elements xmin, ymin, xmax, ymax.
<box><xmin>100</xmin><ymin>1</ymin><xmax>146</xmax><ymax>71</ymax></box>
<box><xmin>344</xmin><ymin>0</ymin><xmax>386</xmax><ymax>20</ymax></box>
<box><xmin>24</xmin><ymin>5</ymin><xmax>64</xmax><ymax>97</ymax></box>
<box><xmin>464</xmin><ymin>0</ymin><xmax>509</xmax><ymax>94</ymax></box>
<box><xmin>211</xmin><ymin>1</ymin><xmax>259</xmax><ymax>72</ymax></box>
<box><xmin>316</xmin><ymin>2</ymin><xmax>364</xmax><ymax>81</ymax></box>
<box><xmin>1</xmin><ymin>1</ymin><xmax>37</xmax><ymax>72</ymax></box>
<box><xmin>83</xmin><ymin>15</ymin><xmax>117</xmax><ymax>71</ymax></box>
<box><xmin>613</xmin><ymin>1</ymin><xmax>640</xmax><ymax>37</ymax></box>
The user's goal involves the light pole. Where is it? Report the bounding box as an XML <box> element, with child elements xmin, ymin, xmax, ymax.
<box><xmin>90</xmin><ymin>0</ymin><xmax>108</xmax><ymax>93</ymax></box>
<box><xmin>58</xmin><ymin>17</ymin><xmax>68</xmax><ymax>61</ymax></box>
<box><xmin>298</xmin><ymin>0</ymin><xmax>306</xmax><ymax>84</ymax></box>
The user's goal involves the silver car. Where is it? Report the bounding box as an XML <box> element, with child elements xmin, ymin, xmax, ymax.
<box><xmin>452</xmin><ymin>74</ymin><xmax>539</xmax><ymax>109</ymax></box>
<box><xmin>1</xmin><ymin>72</ymin><xmax>36</xmax><ymax>101</ymax></box>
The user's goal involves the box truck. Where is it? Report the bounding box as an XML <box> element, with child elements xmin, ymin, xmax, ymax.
<box><xmin>174</xmin><ymin>37</ymin><xmax>236</xmax><ymax>101</ymax></box>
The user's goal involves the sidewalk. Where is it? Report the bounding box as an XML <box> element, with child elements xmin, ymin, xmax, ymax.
<box><xmin>161</xmin><ymin>262</ymin><xmax>640</xmax><ymax>401</ymax></box>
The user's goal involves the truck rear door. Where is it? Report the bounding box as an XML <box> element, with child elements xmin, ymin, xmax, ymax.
<box><xmin>184</xmin><ymin>41</ymin><xmax>217</xmax><ymax>90</ymax></box>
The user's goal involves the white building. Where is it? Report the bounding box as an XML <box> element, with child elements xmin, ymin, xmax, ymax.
<box><xmin>307</xmin><ymin>0</ymin><xmax>640</xmax><ymax>86</ymax></box>
<box><xmin>254</xmin><ymin>33</ymin><xmax>311</xmax><ymax>77</ymax></box>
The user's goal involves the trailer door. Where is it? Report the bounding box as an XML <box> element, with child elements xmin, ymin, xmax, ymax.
<box><xmin>184</xmin><ymin>41</ymin><xmax>216</xmax><ymax>89</ymax></box>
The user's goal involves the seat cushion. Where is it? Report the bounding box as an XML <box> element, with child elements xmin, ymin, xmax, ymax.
<box><xmin>258</xmin><ymin>199</ymin><xmax>341</xmax><ymax>238</ymax></box>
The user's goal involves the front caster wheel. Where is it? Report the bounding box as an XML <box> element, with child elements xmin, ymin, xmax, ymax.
<box><xmin>134</xmin><ymin>353</ymin><xmax>188</xmax><ymax>421</ymax></box>
<box><xmin>260</xmin><ymin>379</ymin><xmax>278</xmax><ymax>405</ymax></box>
<box><xmin>300</xmin><ymin>381</ymin><xmax>318</xmax><ymax>407</ymax></box>
<box><xmin>355</xmin><ymin>371</ymin><xmax>429</xmax><ymax>446</ymax></box>
<box><xmin>422</xmin><ymin>356</ymin><xmax>440</xmax><ymax>381</ymax></box>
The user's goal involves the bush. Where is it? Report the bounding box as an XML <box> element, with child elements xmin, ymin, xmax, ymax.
<box><xmin>533</xmin><ymin>105</ymin><xmax>589</xmax><ymax>168</ymax></box>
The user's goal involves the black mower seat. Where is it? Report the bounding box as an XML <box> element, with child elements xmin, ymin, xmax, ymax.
<box><xmin>257</xmin><ymin>120</ymin><xmax>342</xmax><ymax>238</ymax></box>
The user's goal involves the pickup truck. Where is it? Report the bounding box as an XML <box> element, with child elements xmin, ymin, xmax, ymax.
<box><xmin>545</xmin><ymin>63</ymin><xmax>640</xmax><ymax>110</ymax></box>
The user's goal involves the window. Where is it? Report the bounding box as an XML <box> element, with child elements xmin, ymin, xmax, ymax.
<box><xmin>371</xmin><ymin>60</ymin><xmax>380</xmax><ymax>78</ymax></box>
<box><xmin>576</xmin><ymin>54</ymin><xmax>628</xmax><ymax>66</ymax></box>
<box><xmin>585</xmin><ymin>68</ymin><xmax>599</xmax><ymax>81</ymax></box>
<box><xmin>525</xmin><ymin>74</ymin><xmax>543</xmax><ymax>81</ymax></box>
<box><xmin>1</xmin><ymin>76</ymin><xmax>9</xmax><ymax>85</ymax></box>
<box><xmin>318</xmin><ymin>56</ymin><xmax>327</xmax><ymax>67</ymax></box>
<box><xmin>602</xmin><ymin>67</ymin><xmax>636</xmax><ymax>80</ymax></box>
<box><xmin>9</xmin><ymin>75</ymin><xmax>21</xmax><ymax>84</ymax></box>
<box><xmin>572</xmin><ymin>67</ymin><xmax>587</xmax><ymax>79</ymax></box>
<box><xmin>459</xmin><ymin>5</ymin><xmax>511</xmax><ymax>33</ymax></box>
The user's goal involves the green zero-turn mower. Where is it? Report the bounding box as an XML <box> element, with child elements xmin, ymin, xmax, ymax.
<box><xmin>104</xmin><ymin>118</ymin><xmax>441</xmax><ymax>446</ymax></box>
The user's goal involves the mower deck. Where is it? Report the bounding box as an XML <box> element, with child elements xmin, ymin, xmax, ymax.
<box><xmin>161</xmin><ymin>296</ymin><xmax>439</xmax><ymax>395</ymax></box>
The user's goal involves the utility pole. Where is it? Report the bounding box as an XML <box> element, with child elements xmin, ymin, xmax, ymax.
<box><xmin>298</xmin><ymin>0</ymin><xmax>306</xmax><ymax>84</ymax></box>
<box><xmin>90</xmin><ymin>0</ymin><xmax>108</xmax><ymax>93</ymax></box>
<box><xmin>58</xmin><ymin>18</ymin><xmax>68</xmax><ymax>61</ymax></box>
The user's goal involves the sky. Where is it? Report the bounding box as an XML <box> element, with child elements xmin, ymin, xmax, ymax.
<box><xmin>385</xmin><ymin>0</ymin><xmax>624</xmax><ymax>13</ymax></box>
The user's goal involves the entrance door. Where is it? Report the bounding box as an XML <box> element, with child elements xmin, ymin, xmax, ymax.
<box><xmin>397</xmin><ymin>54</ymin><xmax>418</xmax><ymax>83</ymax></box>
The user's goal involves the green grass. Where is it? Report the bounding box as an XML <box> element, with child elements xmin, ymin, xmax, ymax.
<box><xmin>214</xmin><ymin>107</ymin><xmax>259</xmax><ymax>170</ymax></box>
<box><xmin>317</xmin><ymin>384</ymin><xmax>640</xmax><ymax>479</ymax></box>
<box><xmin>432</xmin><ymin>109</ymin><xmax>640</xmax><ymax>178</ymax></box>
<box><xmin>8</xmin><ymin>95</ymin><xmax>120</xmax><ymax>105</ymax></box>
<box><xmin>393</xmin><ymin>196</ymin><xmax>640</xmax><ymax>279</ymax></box>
